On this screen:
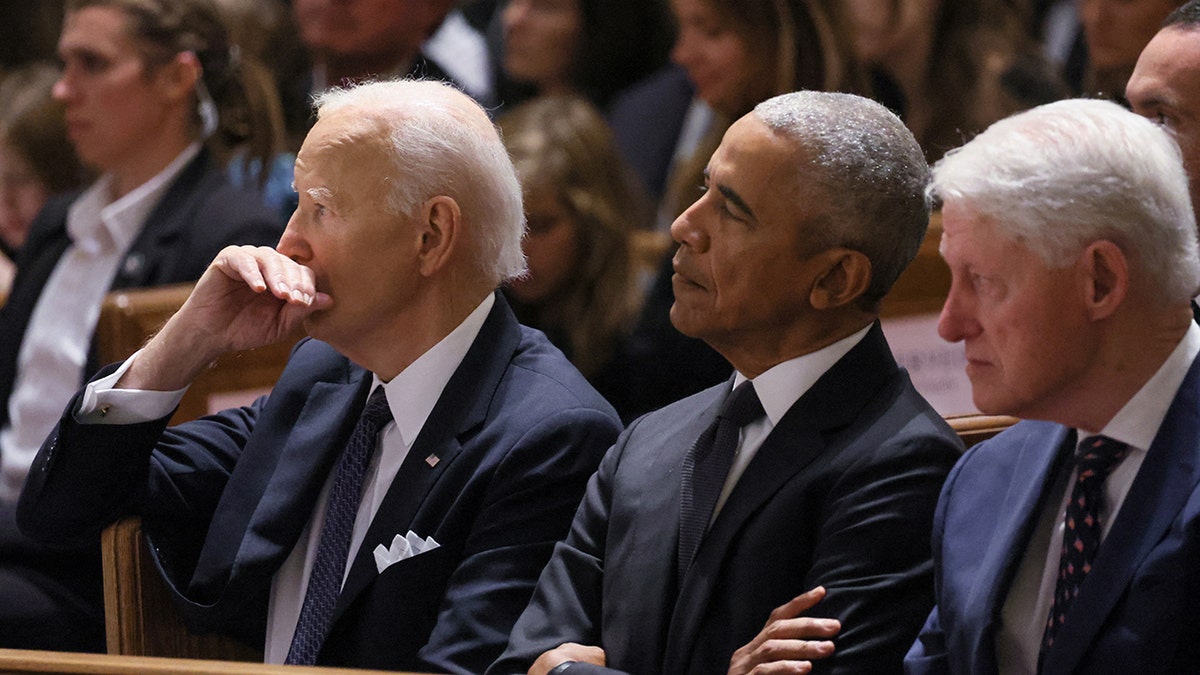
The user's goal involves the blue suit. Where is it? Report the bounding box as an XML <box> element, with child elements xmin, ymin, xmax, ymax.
<box><xmin>905</xmin><ymin>354</ymin><xmax>1200</xmax><ymax>674</ymax></box>
<box><xmin>18</xmin><ymin>295</ymin><xmax>622</xmax><ymax>673</ymax></box>
<box><xmin>492</xmin><ymin>323</ymin><xmax>963</xmax><ymax>675</ymax></box>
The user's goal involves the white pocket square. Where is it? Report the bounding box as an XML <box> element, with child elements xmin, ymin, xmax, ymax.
<box><xmin>373</xmin><ymin>530</ymin><xmax>440</xmax><ymax>573</ymax></box>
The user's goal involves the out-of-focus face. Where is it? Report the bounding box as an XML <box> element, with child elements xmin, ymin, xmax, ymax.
<box><xmin>53</xmin><ymin>7</ymin><xmax>178</xmax><ymax>175</ymax></box>
<box><xmin>669</xmin><ymin>114</ymin><xmax>824</xmax><ymax>361</ymax></box>
<box><xmin>508</xmin><ymin>185</ymin><xmax>581</xmax><ymax>304</ymax></box>
<box><xmin>501</xmin><ymin>0</ymin><xmax>582</xmax><ymax>91</ymax></box>
<box><xmin>277</xmin><ymin>111</ymin><xmax>423</xmax><ymax>352</ymax></box>
<box><xmin>1127</xmin><ymin>26</ymin><xmax>1200</xmax><ymax>216</ymax></box>
<box><xmin>844</xmin><ymin>0</ymin><xmax>938</xmax><ymax>65</ymax></box>
<box><xmin>0</xmin><ymin>139</ymin><xmax>50</xmax><ymax>251</ymax></box>
<box><xmin>293</xmin><ymin>0</ymin><xmax>440</xmax><ymax>65</ymax></box>
<box><xmin>670</xmin><ymin>0</ymin><xmax>758</xmax><ymax>115</ymax></box>
<box><xmin>1078</xmin><ymin>0</ymin><xmax>1180</xmax><ymax>72</ymax></box>
<box><xmin>936</xmin><ymin>199</ymin><xmax>1096</xmax><ymax>419</ymax></box>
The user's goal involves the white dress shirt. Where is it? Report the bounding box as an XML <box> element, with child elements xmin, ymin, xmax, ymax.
<box><xmin>712</xmin><ymin>324</ymin><xmax>871</xmax><ymax>520</ymax></box>
<box><xmin>996</xmin><ymin>321</ymin><xmax>1200</xmax><ymax>674</ymax></box>
<box><xmin>0</xmin><ymin>143</ymin><xmax>200</xmax><ymax>504</ymax></box>
<box><xmin>77</xmin><ymin>292</ymin><xmax>495</xmax><ymax>663</ymax></box>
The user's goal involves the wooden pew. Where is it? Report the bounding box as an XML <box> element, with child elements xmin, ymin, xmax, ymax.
<box><xmin>946</xmin><ymin>413</ymin><xmax>1019</xmax><ymax>450</ymax></box>
<box><xmin>0</xmin><ymin>648</ymin><xmax>424</xmax><ymax>674</ymax></box>
<box><xmin>94</xmin><ymin>284</ymin><xmax>304</xmax><ymax>658</ymax></box>
<box><xmin>96</xmin><ymin>283</ymin><xmax>302</xmax><ymax>424</ymax></box>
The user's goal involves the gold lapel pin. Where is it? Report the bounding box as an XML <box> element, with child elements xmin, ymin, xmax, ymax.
<box><xmin>425</xmin><ymin>454</ymin><xmax>440</xmax><ymax>468</ymax></box>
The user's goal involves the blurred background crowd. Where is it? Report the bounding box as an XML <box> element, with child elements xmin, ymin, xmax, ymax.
<box><xmin>0</xmin><ymin>0</ymin><xmax>1183</xmax><ymax>425</ymax></box>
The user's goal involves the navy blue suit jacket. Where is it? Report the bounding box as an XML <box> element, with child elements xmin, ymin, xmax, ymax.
<box><xmin>18</xmin><ymin>296</ymin><xmax>622</xmax><ymax>673</ymax></box>
<box><xmin>905</xmin><ymin>354</ymin><xmax>1200</xmax><ymax>674</ymax></box>
<box><xmin>491</xmin><ymin>323</ymin><xmax>962</xmax><ymax>675</ymax></box>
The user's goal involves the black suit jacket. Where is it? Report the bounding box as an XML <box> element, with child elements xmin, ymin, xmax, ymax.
<box><xmin>0</xmin><ymin>149</ymin><xmax>283</xmax><ymax>432</ymax></box>
<box><xmin>19</xmin><ymin>296</ymin><xmax>623</xmax><ymax>673</ymax></box>
<box><xmin>491</xmin><ymin>323</ymin><xmax>963</xmax><ymax>674</ymax></box>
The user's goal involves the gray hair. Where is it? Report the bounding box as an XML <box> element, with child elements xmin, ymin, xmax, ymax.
<box><xmin>931</xmin><ymin>98</ymin><xmax>1200</xmax><ymax>303</ymax></box>
<box><xmin>753</xmin><ymin>91</ymin><xmax>931</xmax><ymax>307</ymax></box>
<box><xmin>313</xmin><ymin>79</ymin><xmax>527</xmax><ymax>285</ymax></box>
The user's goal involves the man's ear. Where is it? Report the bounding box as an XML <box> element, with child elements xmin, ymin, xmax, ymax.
<box><xmin>417</xmin><ymin>195</ymin><xmax>461</xmax><ymax>276</ymax></box>
<box><xmin>809</xmin><ymin>248</ymin><xmax>872</xmax><ymax>310</ymax></box>
<box><xmin>156</xmin><ymin>51</ymin><xmax>202</xmax><ymax>103</ymax></box>
<box><xmin>1079</xmin><ymin>239</ymin><xmax>1128</xmax><ymax>321</ymax></box>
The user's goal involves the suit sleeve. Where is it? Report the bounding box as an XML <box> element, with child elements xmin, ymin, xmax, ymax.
<box><xmin>903</xmin><ymin>440</ymin><xmax>972</xmax><ymax>675</ymax></box>
<box><xmin>16</xmin><ymin>362</ymin><xmax>259</xmax><ymax>547</ymax></box>
<box><xmin>801</xmin><ymin>430</ymin><xmax>960</xmax><ymax>675</ymax></box>
<box><xmin>421</xmin><ymin>406</ymin><xmax>622</xmax><ymax>675</ymax></box>
<box><xmin>485</xmin><ymin>417</ymin><xmax>641</xmax><ymax>675</ymax></box>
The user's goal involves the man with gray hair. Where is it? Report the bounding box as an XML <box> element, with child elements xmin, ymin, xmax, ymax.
<box><xmin>16</xmin><ymin>79</ymin><xmax>621</xmax><ymax>673</ymax></box>
<box><xmin>490</xmin><ymin>90</ymin><xmax>962</xmax><ymax>675</ymax></box>
<box><xmin>906</xmin><ymin>98</ymin><xmax>1200</xmax><ymax>674</ymax></box>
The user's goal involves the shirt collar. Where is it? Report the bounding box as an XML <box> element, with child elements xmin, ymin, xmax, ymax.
<box><xmin>66</xmin><ymin>143</ymin><xmax>202</xmax><ymax>254</ymax></box>
<box><xmin>1090</xmin><ymin>320</ymin><xmax>1200</xmax><ymax>451</ymax></box>
<box><xmin>734</xmin><ymin>323</ymin><xmax>872</xmax><ymax>425</ymax></box>
<box><xmin>372</xmin><ymin>292</ymin><xmax>496</xmax><ymax>446</ymax></box>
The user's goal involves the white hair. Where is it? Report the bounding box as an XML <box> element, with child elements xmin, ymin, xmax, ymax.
<box><xmin>931</xmin><ymin>98</ymin><xmax>1199</xmax><ymax>303</ymax></box>
<box><xmin>753</xmin><ymin>91</ymin><xmax>931</xmax><ymax>306</ymax></box>
<box><xmin>313</xmin><ymin>79</ymin><xmax>527</xmax><ymax>284</ymax></box>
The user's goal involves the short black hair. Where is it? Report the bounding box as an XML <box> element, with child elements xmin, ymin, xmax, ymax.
<box><xmin>1164</xmin><ymin>0</ymin><xmax>1200</xmax><ymax>28</ymax></box>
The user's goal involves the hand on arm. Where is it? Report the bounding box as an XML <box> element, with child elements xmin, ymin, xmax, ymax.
<box><xmin>728</xmin><ymin>586</ymin><xmax>841</xmax><ymax>675</ymax></box>
<box><xmin>529</xmin><ymin>643</ymin><xmax>607</xmax><ymax>675</ymax></box>
<box><xmin>119</xmin><ymin>245</ymin><xmax>331</xmax><ymax>391</ymax></box>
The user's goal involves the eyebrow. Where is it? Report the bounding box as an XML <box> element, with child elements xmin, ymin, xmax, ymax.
<box><xmin>703</xmin><ymin>168</ymin><xmax>757</xmax><ymax>221</ymax></box>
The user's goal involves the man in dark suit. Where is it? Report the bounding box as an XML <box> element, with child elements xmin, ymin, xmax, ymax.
<box><xmin>17</xmin><ymin>78</ymin><xmax>622</xmax><ymax>674</ymax></box>
<box><xmin>490</xmin><ymin>91</ymin><xmax>963</xmax><ymax>675</ymax></box>
<box><xmin>905</xmin><ymin>99</ymin><xmax>1200</xmax><ymax>674</ymax></box>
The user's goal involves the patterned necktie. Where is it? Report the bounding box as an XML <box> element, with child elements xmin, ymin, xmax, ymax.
<box><xmin>286</xmin><ymin>386</ymin><xmax>393</xmax><ymax>665</ymax></box>
<box><xmin>1038</xmin><ymin>435</ymin><xmax>1128</xmax><ymax>667</ymax></box>
<box><xmin>677</xmin><ymin>380</ymin><xmax>765</xmax><ymax>581</ymax></box>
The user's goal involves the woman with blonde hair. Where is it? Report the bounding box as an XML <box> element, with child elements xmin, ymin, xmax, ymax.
<box><xmin>499</xmin><ymin>95</ymin><xmax>649</xmax><ymax>400</ymax></box>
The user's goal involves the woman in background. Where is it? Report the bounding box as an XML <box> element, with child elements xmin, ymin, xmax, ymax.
<box><xmin>499</xmin><ymin>95</ymin><xmax>650</xmax><ymax>402</ymax></box>
<box><xmin>0</xmin><ymin>63</ymin><xmax>87</xmax><ymax>292</ymax></box>
<box><xmin>498</xmin><ymin>0</ymin><xmax>673</xmax><ymax>109</ymax></box>
<box><xmin>0</xmin><ymin>0</ymin><xmax>285</xmax><ymax>651</ymax></box>
<box><xmin>845</xmin><ymin>0</ymin><xmax>1067</xmax><ymax>160</ymax></box>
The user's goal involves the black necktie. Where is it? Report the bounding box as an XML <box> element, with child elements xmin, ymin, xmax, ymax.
<box><xmin>286</xmin><ymin>386</ymin><xmax>393</xmax><ymax>665</ymax></box>
<box><xmin>677</xmin><ymin>381</ymin><xmax>765</xmax><ymax>580</ymax></box>
<box><xmin>1038</xmin><ymin>435</ymin><xmax>1128</xmax><ymax>669</ymax></box>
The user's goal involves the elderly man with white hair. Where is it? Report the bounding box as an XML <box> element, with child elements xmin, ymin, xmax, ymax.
<box><xmin>16</xmin><ymin>78</ymin><xmax>621</xmax><ymax>674</ymax></box>
<box><xmin>906</xmin><ymin>98</ymin><xmax>1200</xmax><ymax>674</ymax></box>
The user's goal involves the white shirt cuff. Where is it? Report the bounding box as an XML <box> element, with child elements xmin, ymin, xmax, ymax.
<box><xmin>76</xmin><ymin>349</ymin><xmax>189</xmax><ymax>424</ymax></box>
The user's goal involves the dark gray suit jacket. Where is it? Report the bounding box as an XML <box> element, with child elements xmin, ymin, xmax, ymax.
<box><xmin>491</xmin><ymin>322</ymin><xmax>962</xmax><ymax>675</ymax></box>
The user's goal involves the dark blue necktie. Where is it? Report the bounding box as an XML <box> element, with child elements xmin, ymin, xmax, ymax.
<box><xmin>286</xmin><ymin>385</ymin><xmax>393</xmax><ymax>665</ymax></box>
<box><xmin>677</xmin><ymin>380</ymin><xmax>764</xmax><ymax>581</ymax></box>
<box><xmin>1038</xmin><ymin>435</ymin><xmax>1128</xmax><ymax>669</ymax></box>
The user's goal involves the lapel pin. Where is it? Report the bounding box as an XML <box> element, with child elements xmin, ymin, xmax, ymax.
<box><xmin>425</xmin><ymin>454</ymin><xmax>440</xmax><ymax>468</ymax></box>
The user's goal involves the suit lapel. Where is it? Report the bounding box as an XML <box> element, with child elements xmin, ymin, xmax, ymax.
<box><xmin>956</xmin><ymin>423</ymin><xmax>1072</xmax><ymax>672</ymax></box>
<box><xmin>1043</xmin><ymin>356</ymin><xmax>1200</xmax><ymax>674</ymax></box>
<box><xmin>331</xmin><ymin>293</ymin><xmax>523</xmax><ymax>621</ymax></box>
<box><xmin>110</xmin><ymin>151</ymin><xmax>212</xmax><ymax>289</ymax></box>
<box><xmin>193</xmin><ymin>361</ymin><xmax>370</xmax><ymax>600</ymax></box>
<box><xmin>661</xmin><ymin>323</ymin><xmax>894</xmax><ymax>670</ymax></box>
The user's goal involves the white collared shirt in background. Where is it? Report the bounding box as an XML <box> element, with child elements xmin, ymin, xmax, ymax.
<box><xmin>0</xmin><ymin>143</ymin><xmax>201</xmax><ymax>504</ymax></box>
<box><xmin>996</xmin><ymin>321</ymin><xmax>1200</xmax><ymax>674</ymax></box>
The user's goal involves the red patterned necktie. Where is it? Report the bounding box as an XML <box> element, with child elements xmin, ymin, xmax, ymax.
<box><xmin>1038</xmin><ymin>434</ymin><xmax>1128</xmax><ymax>670</ymax></box>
